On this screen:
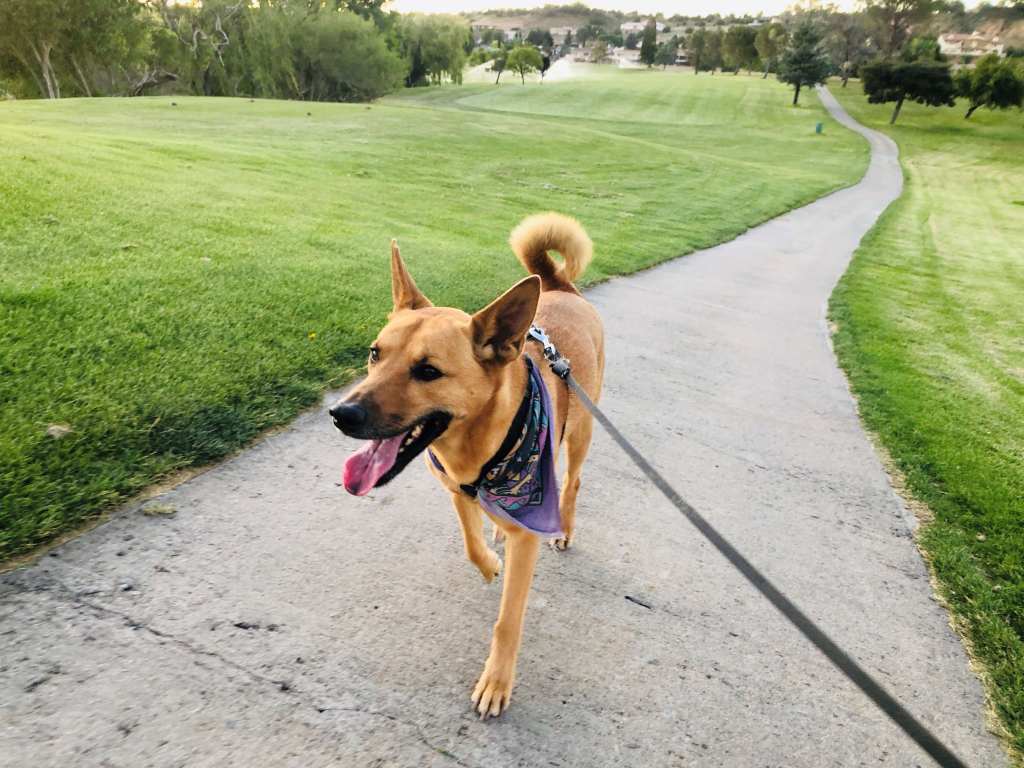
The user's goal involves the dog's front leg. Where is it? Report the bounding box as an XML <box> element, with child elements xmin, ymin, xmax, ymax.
<box><xmin>451</xmin><ymin>492</ymin><xmax>502</xmax><ymax>583</ymax></box>
<box><xmin>471</xmin><ymin>524</ymin><xmax>540</xmax><ymax>718</ymax></box>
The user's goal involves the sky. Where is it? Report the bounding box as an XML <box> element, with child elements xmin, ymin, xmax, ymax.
<box><xmin>388</xmin><ymin>0</ymin><xmax>862</xmax><ymax>16</ymax></box>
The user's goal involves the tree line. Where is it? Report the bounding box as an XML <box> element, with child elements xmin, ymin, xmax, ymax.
<box><xmin>0</xmin><ymin>0</ymin><xmax>472</xmax><ymax>101</ymax></box>
<box><xmin>666</xmin><ymin>1</ymin><xmax>1024</xmax><ymax>123</ymax></box>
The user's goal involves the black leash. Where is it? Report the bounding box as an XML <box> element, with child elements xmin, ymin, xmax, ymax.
<box><xmin>527</xmin><ymin>327</ymin><xmax>970</xmax><ymax>768</ymax></box>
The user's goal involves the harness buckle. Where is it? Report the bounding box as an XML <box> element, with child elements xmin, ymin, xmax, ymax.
<box><xmin>528</xmin><ymin>325</ymin><xmax>572</xmax><ymax>380</ymax></box>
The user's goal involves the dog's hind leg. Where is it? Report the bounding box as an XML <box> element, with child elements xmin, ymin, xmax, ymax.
<box><xmin>451</xmin><ymin>492</ymin><xmax>502</xmax><ymax>583</ymax></box>
<box><xmin>472</xmin><ymin>524</ymin><xmax>540</xmax><ymax>718</ymax></box>
<box><xmin>553</xmin><ymin>414</ymin><xmax>594</xmax><ymax>551</ymax></box>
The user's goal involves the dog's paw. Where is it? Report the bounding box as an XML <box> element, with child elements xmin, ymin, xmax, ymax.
<box><xmin>550</xmin><ymin>535</ymin><xmax>572</xmax><ymax>552</ymax></box>
<box><xmin>472</xmin><ymin>548</ymin><xmax>502</xmax><ymax>583</ymax></box>
<box><xmin>471</xmin><ymin>657</ymin><xmax>515</xmax><ymax>719</ymax></box>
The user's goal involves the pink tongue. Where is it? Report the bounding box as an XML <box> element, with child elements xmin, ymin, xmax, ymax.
<box><xmin>342</xmin><ymin>433</ymin><xmax>406</xmax><ymax>496</ymax></box>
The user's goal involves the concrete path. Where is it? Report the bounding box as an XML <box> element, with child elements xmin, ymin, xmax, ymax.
<box><xmin>1</xmin><ymin>89</ymin><xmax>1007</xmax><ymax>768</ymax></box>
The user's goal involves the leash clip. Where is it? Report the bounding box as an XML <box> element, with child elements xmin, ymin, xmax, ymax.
<box><xmin>528</xmin><ymin>325</ymin><xmax>572</xmax><ymax>380</ymax></box>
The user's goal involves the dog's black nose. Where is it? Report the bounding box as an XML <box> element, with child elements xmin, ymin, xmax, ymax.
<box><xmin>330</xmin><ymin>401</ymin><xmax>367</xmax><ymax>433</ymax></box>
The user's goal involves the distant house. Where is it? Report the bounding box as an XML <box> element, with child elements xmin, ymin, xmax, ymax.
<box><xmin>503</xmin><ymin>27</ymin><xmax>523</xmax><ymax>42</ymax></box>
<box><xmin>621</xmin><ymin>19</ymin><xmax>666</xmax><ymax>35</ymax></box>
<box><xmin>938</xmin><ymin>33</ymin><xmax>1005</xmax><ymax>61</ymax></box>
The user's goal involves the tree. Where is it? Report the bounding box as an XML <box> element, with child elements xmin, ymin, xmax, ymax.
<box><xmin>526</xmin><ymin>28</ymin><xmax>553</xmax><ymax>48</ymax></box>
<box><xmin>777</xmin><ymin>20</ymin><xmax>831</xmax><ymax>104</ymax></box>
<box><xmin>826</xmin><ymin>13</ymin><xmax>871</xmax><ymax>86</ymax></box>
<box><xmin>506</xmin><ymin>45</ymin><xmax>542</xmax><ymax>84</ymax></box>
<box><xmin>654</xmin><ymin>41</ymin><xmax>677</xmax><ymax>69</ymax></box>
<box><xmin>954</xmin><ymin>52</ymin><xmax>1024</xmax><ymax>118</ymax></box>
<box><xmin>590</xmin><ymin>40</ymin><xmax>609</xmax><ymax>64</ymax></box>
<box><xmin>0</xmin><ymin>0</ymin><xmax>73</xmax><ymax>98</ymax></box>
<box><xmin>398</xmin><ymin>15</ymin><xmax>471</xmax><ymax>86</ymax></box>
<box><xmin>624</xmin><ymin>32</ymin><xmax>640</xmax><ymax>50</ymax></box>
<box><xmin>576</xmin><ymin>24</ymin><xmax>600</xmax><ymax>47</ymax></box>
<box><xmin>863</xmin><ymin>0</ymin><xmax>938</xmax><ymax>57</ymax></box>
<box><xmin>639</xmin><ymin>21</ymin><xmax>657</xmax><ymax>67</ymax></box>
<box><xmin>61</xmin><ymin>0</ymin><xmax>149</xmax><ymax>97</ymax></box>
<box><xmin>491</xmin><ymin>50</ymin><xmax>506</xmax><ymax>84</ymax></box>
<box><xmin>861</xmin><ymin>58</ymin><xmax>955</xmax><ymax>123</ymax></box>
<box><xmin>294</xmin><ymin>10</ymin><xmax>406</xmax><ymax>101</ymax></box>
<box><xmin>722</xmin><ymin>25</ymin><xmax>758</xmax><ymax>74</ymax></box>
<box><xmin>0</xmin><ymin>0</ymin><xmax>154</xmax><ymax>99</ymax></box>
<box><xmin>563</xmin><ymin>30</ymin><xmax>573</xmax><ymax>48</ymax></box>
<box><xmin>755</xmin><ymin>23</ymin><xmax>787</xmax><ymax>78</ymax></box>
<box><xmin>687</xmin><ymin>28</ymin><xmax>707</xmax><ymax>73</ymax></box>
<box><xmin>703</xmin><ymin>29</ymin><xmax>723</xmax><ymax>73</ymax></box>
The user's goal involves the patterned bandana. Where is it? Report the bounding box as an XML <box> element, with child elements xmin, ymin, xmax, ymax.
<box><xmin>429</xmin><ymin>356</ymin><xmax>562</xmax><ymax>537</ymax></box>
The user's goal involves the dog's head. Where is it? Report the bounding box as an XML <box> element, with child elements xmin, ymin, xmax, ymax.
<box><xmin>332</xmin><ymin>240</ymin><xmax>540</xmax><ymax>495</ymax></box>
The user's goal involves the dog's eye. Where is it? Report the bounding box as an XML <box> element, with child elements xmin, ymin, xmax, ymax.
<box><xmin>411</xmin><ymin>363</ymin><xmax>443</xmax><ymax>382</ymax></box>
<box><xmin>369</xmin><ymin>346</ymin><xmax>380</xmax><ymax>363</ymax></box>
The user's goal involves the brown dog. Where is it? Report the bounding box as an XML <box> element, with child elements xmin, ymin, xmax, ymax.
<box><xmin>331</xmin><ymin>213</ymin><xmax>604</xmax><ymax>717</ymax></box>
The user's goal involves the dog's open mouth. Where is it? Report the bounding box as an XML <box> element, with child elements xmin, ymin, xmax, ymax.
<box><xmin>342</xmin><ymin>412</ymin><xmax>451</xmax><ymax>496</ymax></box>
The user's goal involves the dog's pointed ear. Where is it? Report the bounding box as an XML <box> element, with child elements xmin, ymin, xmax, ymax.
<box><xmin>471</xmin><ymin>276</ymin><xmax>541</xmax><ymax>364</ymax></box>
<box><xmin>390</xmin><ymin>239</ymin><xmax>432</xmax><ymax>312</ymax></box>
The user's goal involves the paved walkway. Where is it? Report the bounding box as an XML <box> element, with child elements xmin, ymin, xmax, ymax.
<box><xmin>1</xmin><ymin>89</ymin><xmax>1007</xmax><ymax>767</ymax></box>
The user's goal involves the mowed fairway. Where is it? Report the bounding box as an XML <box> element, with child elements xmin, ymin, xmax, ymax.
<box><xmin>0</xmin><ymin>70</ymin><xmax>866</xmax><ymax>559</ymax></box>
<box><xmin>830</xmin><ymin>83</ymin><xmax>1024</xmax><ymax>755</ymax></box>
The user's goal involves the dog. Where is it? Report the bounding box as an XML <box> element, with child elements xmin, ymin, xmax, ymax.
<box><xmin>330</xmin><ymin>212</ymin><xmax>604</xmax><ymax>718</ymax></box>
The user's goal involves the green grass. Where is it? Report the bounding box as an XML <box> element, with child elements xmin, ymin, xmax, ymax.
<box><xmin>0</xmin><ymin>69</ymin><xmax>867</xmax><ymax>559</ymax></box>
<box><xmin>829</xmin><ymin>81</ymin><xmax>1024</xmax><ymax>758</ymax></box>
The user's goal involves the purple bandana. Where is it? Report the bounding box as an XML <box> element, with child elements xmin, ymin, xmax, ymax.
<box><xmin>430</xmin><ymin>356</ymin><xmax>562</xmax><ymax>537</ymax></box>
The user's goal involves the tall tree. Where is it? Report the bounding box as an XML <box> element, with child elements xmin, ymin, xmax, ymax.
<box><xmin>703</xmin><ymin>29</ymin><xmax>723</xmax><ymax>73</ymax></box>
<box><xmin>722</xmin><ymin>25</ymin><xmax>758</xmax><ymax>74</ymax></box>
<box><xmin>861</xmin><ymin>58</ymin><xmax>955</xmax><ymax>123</ymax></box>
<box><xmin>954</xmin><ymin>52</ymin><xmax>1024</xmax><ymax>118</ymax></box>
<box><xmin>826</xmin><ymin>12</ymin><xmax>871</xmax><ymax>86</ymax></box>
<box><xmin>150</xmin><ymin>0</ymin><xmax>246</xmax><ymax>96</ymax></box>
<box><xmin>686</xmin><ymin>28</ymin><xmax>707</xmax><ymax>74</ymax></box>
<box><xmin>776</xmin><ymin>20</ymin><xmax>831</xmax><ymax>104</ymax></box>
<box><xmin>754</xmin><ymin>22</ymin><xmax>787</xmax><ymax>78</ymax></box>
<box><xmin>639</xmin><ymin>21</ymin><xmax>658</xmax><ymax>67</ymax></box>
<box><xmin>0</xmin><ymin>0</ymin><xmax>71</xmax><ymax>98</ymax></box>
<box><xmin>398</xmin><ymin>14</ymin><xmax>471</xmax><ymax>86</ymax></box>
<box><xmin>863</xmin><ymin>0</ymin><xmax>938</xmax><ymax>57</ymax></box>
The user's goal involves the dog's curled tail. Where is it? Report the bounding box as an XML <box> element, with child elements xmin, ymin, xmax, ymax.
<box><xmin>509</xmin><ymin>212</ymin><xmax>592</xmax><ymax>293</ymax></box>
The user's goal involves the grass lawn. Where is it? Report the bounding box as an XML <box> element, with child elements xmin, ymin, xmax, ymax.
<box><xmin>0</xmin><ymin>69</ymin><xmax>866</xmax><ymax>560</ymax></box>
<box><xmin>829</xmin><ymin>81</ymin><xmax>1024</xmax><ymax>757</ymax></box>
